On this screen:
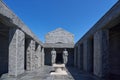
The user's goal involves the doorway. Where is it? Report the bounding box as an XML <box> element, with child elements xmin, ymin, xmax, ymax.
<box><xmin>56</xmin><ymin>53</ymin><xmax>63</xmax><ymax>64</ymax></box>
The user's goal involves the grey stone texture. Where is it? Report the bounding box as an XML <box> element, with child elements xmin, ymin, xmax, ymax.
<box><xmin>1</xmin><ymin>66</ymin><xmax>100</xmax><ymax>80</ymax></box>
<box><xmin>83</xmin><ymin>39</ymin><xmax>93</xmax><ymax>72</ymax></box>
<box><xmin>9</xmin><ymin>28</ymin><xmax>25</xmax><ymax>76</ymax></box>
<box><xmin>74</xmin><ymin>47</ymin><xmax>77</xmax><ymax>67</ymax></box>
<box><xmin>1</xmin><ymin>0</ymin><xmax>120</xmax><ymax>80</ymax></box>
<box><xmin>79</xmin><ymin>44</ymin><xmax>84</xmax><ymax>70</ymax></box>
<box><xmin>44</xmin><ymin>43</ymin><xmax>74</xmax><ymax>48</ymax></box>
<box><xmin>34</xmin><ymin>45</ymin><xmax>42</xmax><ymax>69</ymax></box>
<box><xmin>45</xmin><ymin>28</ymin><xmax>74</xmax><ymax>44</ymax></box>
<box><xmin>26</xmin><ymin>39</ymin><xmax>35</xmax><ymax>71</ymax></box>
<box><xmin>77</xmin><ymin>45</ymin><xmax>80</xmax><ymax>69</ymax></box>
<box><xmin>93</xmin><ymin>30</ymin><xmax>109</xmax><ymax>78</ymax></box>
<box><xmin>41</xmin><ymin>48</ymin><xmax>45</xmax><ymax>66</ymax></box>
<box><xmin>36</xmin><ymin>45</ymin><xmax>42</xmax><ymax>69</ymax></box>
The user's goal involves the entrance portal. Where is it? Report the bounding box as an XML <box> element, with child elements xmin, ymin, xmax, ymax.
<box><xmin>56</xmin><ymin>53</ymin><xmax>63</xmax><ymax>64</ymax></box>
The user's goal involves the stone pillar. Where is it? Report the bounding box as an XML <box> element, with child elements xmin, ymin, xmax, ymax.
<box><xmin>41</xmin><ymin>47</ymin><xmax>44</xmax><ymax>66</ymax></box>
<box><xmin>9</xmin><ymin>28</ymin><xmax>25</xmax><ymax>76</ymax></box>
<box><xmin>37</xmin><ymin>45</ymin><xmax>42</xmax><ymax>68</ymax></box>
<box><xmin>74</xmin><ymin>47</ymin><xmax>77</xmax><ymax>67</ymax></box>
<box><xmin>77</xmin><ymin>45</ymin><xmax>80</xmax><ymax>69</ymax></box>
<box><xmin>94</xmin><ymin>30</ymin><xmax>109</xmax><ymax>78</ymax></box>
<box><xmin>34</xmin><ymin>44</ymin><xmax>41</xmax><ymax>69</ymax></box>
<box><xmin>83</xmin><ymin>39</ymin><xmax>93</xmax><ymax>72</ymax></box>
<box><xmin>26</xmin><ymin>39</ymin><xmax>35</xmax><ymax>71</ymax></box>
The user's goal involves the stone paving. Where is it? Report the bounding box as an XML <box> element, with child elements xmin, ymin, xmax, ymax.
<box><xmin>0</xmin><ymin>66</ymin><xmax>100</xmax><ymax>80</ymax></box>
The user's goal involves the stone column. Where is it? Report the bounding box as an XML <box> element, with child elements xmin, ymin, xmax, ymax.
<box><xmin>9</xmin><ymin>28</ymin><xmax>25</xmax><ymax>76</ymax></box>
<box><xmin>94</xmin><ymin>30</ymin><xmax>109</xmax><ymax>78</ymax></box>
<box><xmin>83</xmin><ymin>39</ymin><xmax>93</xmax><ymax>72</ymax></box>
<box><xmin>74</xmin><ymin>47</ymin><xmax>77</xmax><ymax>67</ymax></box>
<box><xmin>34</xmin><ymin>44</ymin><xmax>41</xmax><ymax>69</ymax></box>
<box><xmin>26</xmin><ymin>39</ymin><xmax>35</xmax><ymax>71</ymax></box>
<box><xmin>77</xmin><ymin>45</ymin><xmax>80</xmax><ymax>69</ymax></box>
<box><xmin>41</xmin><ymin>47</ymin><xmax>44</xmax><ymax>66</ymax></box>
<box><xmin>37</xmin><ymin>45</ymin><xmax>42</xmax><ymax>68</ymax></box>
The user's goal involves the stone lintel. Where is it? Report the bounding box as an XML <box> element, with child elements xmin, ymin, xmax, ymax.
<box><xmin>44</xmin><ymin>43</ymin><xmax>74</xmax><ymax>48</ymax></box>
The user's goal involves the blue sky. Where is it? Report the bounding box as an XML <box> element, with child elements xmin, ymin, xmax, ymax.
<box><xmin>3</xmin><ymin>0</ymin><xmax>118</xmax><ymax>43</ymax></box>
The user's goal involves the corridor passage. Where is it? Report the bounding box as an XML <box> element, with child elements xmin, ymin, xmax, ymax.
<box><xmin>1</xmin><ymin>66</ymin><xmax>100</xmax><ymax>80</ymax></box>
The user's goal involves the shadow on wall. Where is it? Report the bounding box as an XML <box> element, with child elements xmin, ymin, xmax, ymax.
<box><xmin>0</xmin><ymin>23</ymin><xmax>9</xmax><ymax>77</ymax></box>
<box><xmin>66</xmin><ymin>67</ymin><xmax>100</xmax><ymax>80</ymax></box>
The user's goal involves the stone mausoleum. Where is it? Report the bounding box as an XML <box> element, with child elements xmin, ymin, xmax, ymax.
<box><xmin>0</xmin><ymin>1</ymin><xmax>120</xmax><ymax>80</ymax></box>
<box><xmin>44</xmin><ymin>28</ymin><xmax>74</xmax><ymax>66</ymax></box>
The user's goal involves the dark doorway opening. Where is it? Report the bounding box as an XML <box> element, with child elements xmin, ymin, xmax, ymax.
<box><xmin>0</xmin><ymin>23</ymin><xmax>9</xmax><ymax>77</ymax></box>
<box><xmin>56</xmin><ymin>53</ymin><xmax>63</xmax><ymax>64</ymax></box>
<box><xmin>109</xmin><ymin>24</ymin><xmax>120</xmax><ymax>80</ymax></box>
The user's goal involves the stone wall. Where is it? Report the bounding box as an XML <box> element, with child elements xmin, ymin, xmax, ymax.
<box><xmin>109</xmin><ymin>25</ymin><xmax>120</xmax><ymax>79</ymax></box>
<box><xmin>45</xmin><ymin>28</ymin><xmax>74</xmax><ymax>44</ymax></box>
<box><xmin>74</xmin><ymin>1</ymin><xmax>120</xmax><ymax>80</ymax></box>
<box><xmin>0</xmin><ymin>1</ymin><xmax>44</xmax><ymax>77</ymax></box>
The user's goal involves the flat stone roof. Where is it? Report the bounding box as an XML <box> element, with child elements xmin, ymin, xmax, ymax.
<box><xmin>44</xmin><ymin>43</ymin><xmax>74</xmax><ymax>48</ymax></box>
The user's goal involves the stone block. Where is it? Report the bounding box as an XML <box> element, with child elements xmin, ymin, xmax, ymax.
<box><xmin>94</xmin><ymin>30</ymin><xmax>109</xmax><ymax>78</ymax></box>
<box><xmin>74</xmin><ymin>47</ymin><xmax>77</xmax><ymax>67</ymax></box>
<box><xmin>9</xmin><ymin>28</ymin><xmax>25</xmax><ymax>76</ymax></box>
<box><xmin>83</xmin><ymin>39</ymin><xmax>93</xmax><ymax>72</ymax></box>
<box><xmin>41</xmin><ymin>48</ymin><xmax>44</xmax><ymax>66</ymax></box>
<box><xmin>26</xmin><ymin>39</ymin><xmax>35</xmax><ymax>71</ymax></box>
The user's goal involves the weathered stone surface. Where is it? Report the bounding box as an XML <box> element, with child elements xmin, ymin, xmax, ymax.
<box><xmin>77</xmin><ymin>45</ymin><xmax>80</xmax><ymax>69</ymax></box>
<box><xmin>83</xmin><ymin>39</ymin><xmax>93</xmax><ymax>72</ymax></box>
<box><xmin>34</xmin><ymin>45</ymin><xmax>41</xmax><ymax>69</ymax></box>
<box><xmin>74</xmin><ymin>47</ymin><xmax>77</xmax><ymax>67</ymax></box>
<box><xmin>37</xmin><ymin>45</ymin><xmax>42</xmax><ymax>68</ymax></box>
<box><xmin>45</xmin><ymin>28</ymin><xmax>74</xmax><ymax>44</ymax></box>
<box><xmin>1</xmin><ymin>66</ymin><xmax>100</xmax><ymax>80</ymax></box>
<box><xmin>94</xmin><ymin>30</ymin><xmax>109</xmax><ymax>78</ymax></box>
<box><xmin>9</xmin><ymin>28</ymin><xmax>25</xmax><ymax>76</ymax></box>
<box><xmin>44</xmin><ymin>43</ymin><xmax>74</xmax><ymax>48</ymax></box>
<box><xmin>41</xmin><ymin>48</ymin><xmax>44</xmax><ymax>66</ymax></box>
<box><xmin>26</xmin><ymin>39</ymin><xmax>35</xmax><ymax>71</ymax></box>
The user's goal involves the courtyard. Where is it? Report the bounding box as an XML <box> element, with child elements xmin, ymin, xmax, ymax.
<box><xmin>1</xmin><ymin>66</ymin><xmax>100</xmax><ymax>80</ymax></box>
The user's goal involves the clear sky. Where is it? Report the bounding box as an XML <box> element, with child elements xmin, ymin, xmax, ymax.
<box><xmin>3</xmin><ymin>0</ymin><xmax>118</xmax><ymax>43</ymax></box>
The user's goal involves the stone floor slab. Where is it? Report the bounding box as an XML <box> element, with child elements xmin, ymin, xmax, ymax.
<box><xmin>0</xmin><ymin>66</ymin><xmax>100</xmax><ymax>80</ymax></box>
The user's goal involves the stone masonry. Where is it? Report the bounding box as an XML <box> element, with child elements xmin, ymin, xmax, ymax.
<box><xmin>0</xmin><ymin>1</ymin><xmax>120</xmax><ymax>80</ymax></box>
<box><xmin>9</xmin><ymin>28</ymin><xmax>25</xmax><ymax>76</ymax></box>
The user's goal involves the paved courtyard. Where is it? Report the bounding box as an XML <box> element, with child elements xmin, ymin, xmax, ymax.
<box><xmin>0</xmin><ymin>66</ymin><xmax>100</xmax><ymax>80</ymax></box>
